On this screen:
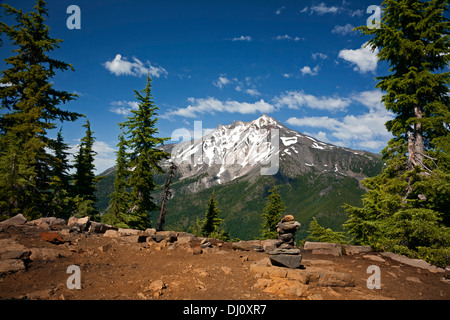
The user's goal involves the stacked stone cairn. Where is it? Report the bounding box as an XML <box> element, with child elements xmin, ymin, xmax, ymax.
<box><xmin>266</xmin><ymin>215</ymin><xmax>302</xmax><ymax>269</ymax></box>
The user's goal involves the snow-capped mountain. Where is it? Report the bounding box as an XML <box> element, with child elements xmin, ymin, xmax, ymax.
<box><xmin>162</xmin><ymin>114</ymin><xmax>379</xmax><ymax>191</ymax></box>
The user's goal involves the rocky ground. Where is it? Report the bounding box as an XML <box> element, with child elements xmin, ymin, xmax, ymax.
<box><xmin>0</xmin><ymin>215</ymin><xmax>448</xmax><ymax>301</ymax></box>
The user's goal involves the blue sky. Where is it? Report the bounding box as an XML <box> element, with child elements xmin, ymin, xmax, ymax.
<box><xmin>1</xmin><ymin>0</ymin><xmax>398</xmax><ymax>173</ymax></box>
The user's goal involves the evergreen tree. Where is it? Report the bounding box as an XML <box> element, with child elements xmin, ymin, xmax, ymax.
<box><xmin>49</xmin><ymin>128</ymin><xmax>73</xmax><ymax>218</ymax></box>
<box><xmin>306</xmin><ymin>218</ymin><xmax>347</xmax><ymax>244</ymax></box>
<box><xmin>345</xmin><ymin>0</ymin><xmax>450</xmax><ymax>267</ymax></box>
<box><xmin>200</xmin><ymin>190</ymin><xmax>226</xmax><ymax>238</ymax></box>
<box><xmin>0</xmin><ymin>0</ymin><xmax>81</xmax><ymax>218</ymax></box>
<box><xmin>103</xmin><ymin>125</ymin><xmax>131</xmax><ymax>228</ymax></box>
<box><xmin>122</xmin><ymin>74</ymin><xmax>169</xmax><ymax>229</ymax></box>
<box><xmin>73</xmin><ymin>119</ymin><xmax>99</xmax><ymax>219</ymax></box>
<box><xmin>261</xmin><ymin>182</ymin><xmax>286</xmax><ymax>239</ymax></box>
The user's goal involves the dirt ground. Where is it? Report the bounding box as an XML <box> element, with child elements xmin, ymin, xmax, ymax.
<box><xmin>0</xmin><ymin>224</ymin><xmax>448</xmax><ymax>301</ymax></box>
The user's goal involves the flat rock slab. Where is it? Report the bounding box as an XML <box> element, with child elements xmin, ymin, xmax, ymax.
<box><xmin>303</xmin><ymin>241</ymin><xmax>342</xmax><ymax>257</ymax></box>
<box><xmin>380</xmin><ymin>252</ymin><xmax>445</xmax><ymax>273</ymax></box>
<box><xmin>39</xmin><ymin>232</ymin><xmax>68</xmax><ymax>245</ymax></box>
<box><xmin>269</xmin><ymin>254</ymin><xmax>302</xmax><ymax>269</ymax></box>
<box><xmin>0</xmin><ymin>239</ymin><xmax>31</xmax><ymax>260</ymax></box>
<box><xmin>0</xmin><ymin>259</ymin><xmax>26</xmax><ymax>274</ymax></box>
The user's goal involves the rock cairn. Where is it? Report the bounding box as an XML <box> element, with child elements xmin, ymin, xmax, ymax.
<box><xmin>266</xmin><ymin>215</ymin><xmax>302</xmax><ymax>269</ymax></box>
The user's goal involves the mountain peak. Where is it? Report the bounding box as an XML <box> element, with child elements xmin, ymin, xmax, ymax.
<box><xmin>251</xmin><ymin>114</ymin><xmax>281</xmax><ymax>129</ymax></box>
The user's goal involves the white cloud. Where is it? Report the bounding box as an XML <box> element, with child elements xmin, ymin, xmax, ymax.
<box><xmin>213</xmin><ymin>76</ymin><xmax>231</xmax><ymax>89</ymax></box>
<box><xmin>285</xmin><ymin>90</ymin><xmax>394</xmax><ymax>151</ymax></box>
<box><xmin>338</xmin><ymin>42</ymin><xmax>379</xmax><ymax>74</ymax></box>
<box><xmin>310</xmin><ymin>2</ymin><xmax>339</xmax><ymax>15</ymax></box>
<box><xmin>300</xmin><ymin>65</ymin><xmax>319</xmax><ymax>76</ymax></box>
<box><xmin>104</xmin><ymin>54</ymin><xmax>168</xmax><ymax>78</ymax></box>
<box><xmin>275</xmin><ymin>6</ymin><xmax>285</xmax><ymax>15</ymax></box>
<box><xmin>282</xmin><ymin>73</ymin><xmax>292</xmax><ymax>78</ymax></box>
<box><xmin>274</xmin><ymin>90</ymin><xmax>351</xmax><ymax>111</ymax></box>
<box><xmin>287</xmin><ymin>116</ymin><xmax>341</xmax><ymax>130</ymax></box>
<box><xmin>246</xmin><ymin>89</ymin><xmax>261</xmax><ymax>97</ymax></box>
<box><xmin>331</xmin><ymin>23</ymin><xmax>355</xmax><ymax>36</ymax></box>
<box><xmin>312</xmin><ymin>52</ymin><xmax>328</xmax><ymax>60</ymax></box>
<box><xmin>109</xmin><ymin>100</ymin><xmax>139</xmax><ymax>115</ymax></box>
<box><xmin>231</xmin><ymin>35</ymin><xmax>252</xmax><ymax>42</ymax></box>
<box><xmin>273</xmin><ymin>34</ymin><xmax>301</xmax><ymax>41</ymax></box>
<box><xmin>164</xmin><ymin>97</ymin><xmax>275</xmax><ymax>118</ymax></box>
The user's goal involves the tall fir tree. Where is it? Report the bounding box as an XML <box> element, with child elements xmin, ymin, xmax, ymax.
<box><xmin>122</xmin><ymin>74</ymin><xmax>169</xmax><ymax>229</ymax></box>
<box><xmin>261</xmin><ymin>182</ymin><xmax>286</xmax><ymax>239</ymax></box>
<box><xmin>103</xmin><ymin>125</ymin><xmax>131</xmax><ymax>228</ymax></box>
<box><xmin>73</xmin><ymin>119</ymin><xmax>99</xmax><ymax>219</ymax></box>
<box><xmin>48</xmin><ymin>128</ymin><xmax>73</xmax><ymax>218</ymax></box>
<box><xmin>0</xmin><ymin>0</ymin><xmax>81</xmax><ymax>218</ymax></box>
<box><xmin>200</xmin><ymin>190</ymin><xmax>225</xmax><ymax>238</ymax></box>
<box><xmin>345</xmin><ymin>0</ymin><xmax>450</xmax><ymax>267</ymax></box>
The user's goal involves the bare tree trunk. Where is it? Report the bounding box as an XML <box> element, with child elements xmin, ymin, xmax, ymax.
<box><xmin>407</xmin><ymin>105</ymin><xmax>425</xmax><ymax>170</ymax></box>
<box><xmin>414</xmin><ymin>105</ymin><xmax>424</xmax><ymax>166</ymax></box>
<box><xmin>157</xmin><ymin>162</ymin><xmax>177</xmax><ymax>231</ymax></box>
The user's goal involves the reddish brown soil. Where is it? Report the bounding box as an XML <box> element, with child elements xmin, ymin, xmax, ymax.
<box><xmin>0</xmin><ymin>224</ymin><xmax>448</xmax><ymax>301</ymax></box>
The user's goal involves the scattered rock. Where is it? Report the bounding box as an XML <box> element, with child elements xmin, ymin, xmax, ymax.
<box><xmin>39</xmin><ymin>232</ymin><xmax>68</xmax><ymax>245</ymax></box>
<box><xmin>221</xmin><ymin>266</ymin><xmax>232</xmax><ymax>274</ymax></box>
<box><xmin>363</xmin><ymin>255</ymin><xmax>386</xmax><ymax>263</ymax></box>
<box><xmin>146</xmin><ymin>280</ymin><xmax>166</xmax><ymax>292</ymax></box>
<box><xmin>0</xmin><ymin>259</ymin><xmax>26</xmax><ymax>274</ymax></box>
<box><xmin>0</xmin><ymin>214</ymin><xmax>27</xmax><ymax>226</ymax></box>
<box><xmin>99</xmin><ymin>243</ymin><xmax>112</xmax><ymax>252</ymax></box>
<box><xmin>30</xmin><ymin>247</ymin><xmax>64</xmax><ymax>261</ymax></box>
<box><xmin>104</xmin><ymin>229</ymin><xmax>120</xmax><ymax>238</ymax></box>
<box><xmin>118</xmin><ymin>228</ymin><xmax>144</xmax><ymax>236</ymax></box>
<box><xmin>0</xmin><ymin>239</ymin><xmax>31</xmax><ymax>260</ymax></box>
<box><xmin>406</xmin><ymin>277</ymin><xmax>422</xmax><ymax>284</ymax></box>
<box><xmin>269</xmin><ymin>254</ymin><xmax>302</xmax><ymax>269</ymax></box>
<box><xmin>343</xmin><ymin>245</ymin><xmax>372</xmax><ymax>255</ymax></box>
<box><xmin>232</xmin><ymin>240</ymin><xmax>261</xmax><ymax>251</ymax></box>
<box><xmin>68</xmin><ymin>216</ymin><xmax>91</xmax><ymax>232</ymax></box>
<box><xmin>27</xmin><ymin>217</ymin><xmax>66</xmax><ymax>230</ymax></box>
<box><xmin>89</xmin><ymin>221</ymin><xmax>118</xmax><ymax>234</ymax></box>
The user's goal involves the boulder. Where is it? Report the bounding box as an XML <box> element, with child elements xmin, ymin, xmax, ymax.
<box><xmin>0</xmin><ymin>239</ymin><xmax>31</xmax><ymax>260</ymax></box>
<box><xmin>0</xmin><ymin>214</ymin><xmax>27</xmax><ymax>226</ymax></box>
<box><xmin>39</xmin><ymin>232</ymin><xmax>68</xmax><ymax>245</ymax></box>
<box><xmin>303</xmin><ymin>241</ymin><xmax>342</xmax><ymax>257</ymax></box>
<box><xmin>269</xmin><ymin>254</ymin><xmax>303</xmax><ymax>269</ymax></box>
<box><xmin>145</xmin><ymin>228</ymin><xmax>157</xmax><ymax>236</ymax></box>
<box><xmin>232</xmin><ymin>240</ymin><xmax>261</xmax><ymax>251</ymax></box>
<box><xmin>28</xmin><ymin>217</ymin><xmax>66</xmax><ymax>229</ymax></box>
<box><xmin>152</xmin><ymin>231</ymin><xmax>177</xmax><ymax>243</ymax></box>
<box><xmin>0</xmin><ymin>259</ymin><xmax>26</xmax><ymax>274</ymax></box>
<box><xmin>30</xmin><ymin>247</ymin><xmax>63</xmax><ymax>261</ymax></box>
<box><xmin>281</xmin><ymin>215</ymin><xmax>295</xmax><ymax>222</ymax></box>
<box><xmin>68</xmin><ymin>216</ymin><xmax>91</xmax><ymax>232</ymax></box>
<box><xmin>118</xmin><ymin>228</ymin><xmax>145</xmax><ymax>236</ymax></box>
<box><xmin>104</xmin><ymin>229</ymin><xmax>120</xmax><ymax>238</ymax></box>
<box><xmin>88</xmin><ymin>221</ymin><xmax>118</xmax><ymax>234</ymax></box>
<box><xmin>276</xmin><ymin>221</ymin><xmax>301</xmax><ymax>234</ymax></box>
